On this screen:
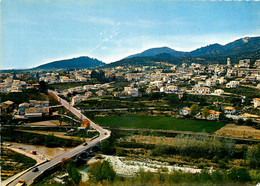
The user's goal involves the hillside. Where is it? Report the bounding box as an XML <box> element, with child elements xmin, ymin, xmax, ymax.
<box><xmin>126</xmin><ymin>47</ymin><xmax>186</xmax><ymax>58</ymax></box>
<box><xmin>34</xmin><ymin>56</ymin><xmax>105</xmax><ymax>70</ymax></box>
<box><xmin>105</xmin><ymin>36</ymin><xmax>260</xmax><ymax>67</ymax></box>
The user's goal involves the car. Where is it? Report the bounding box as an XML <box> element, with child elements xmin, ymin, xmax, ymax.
<box><xmin>83</xmin><ymin>142</ymin><xmax>88</xmax><ymax>146</ymax></box>
<box><xmin>32</xmin><ymin>167</ymin><xmax>39</xmax><ymax>172</ymax></box>
<box><xmin>104</xmin><ymin>132</ymin><xmax>107</xmax><ymax>135</ymax></box>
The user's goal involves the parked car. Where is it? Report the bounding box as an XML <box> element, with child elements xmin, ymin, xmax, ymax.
<box><xmin>83</xmin><ymin>142</ymin><xmax>88</xmax><ymax>146</ymax></box>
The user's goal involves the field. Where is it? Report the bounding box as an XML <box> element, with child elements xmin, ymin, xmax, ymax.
<box><xmin>94</xmin><ymin>115</ymin><xmax>226</xmax><ymax>133</ymax></box>
<box><xmin>215</xmin><ymin>124</ymin><xmax>260</xmax><ymax>140</ymax></box>
<box><xmin>1</xmin><ymin>148</ymin><xmax>36</xmax><ymax>180</ymax></box>
<box><xmin>124</xmin><ymin>135</ymin><xmax>175</xmax><ymax>146</ymax></box>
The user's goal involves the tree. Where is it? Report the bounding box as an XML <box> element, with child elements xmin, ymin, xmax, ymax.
<box><xmin>246</xmin><ymin>144</ymin><xmax>260</xmax><ymax>168</ymax></box>
<box><xmin>88</xmin><ymin>160</ymin><xmax>116</xmax><ymax>183</ymax></box>
<box><xmin>39</xmin><ymin>80</ymin><xmax>48</xmax><ymax>93</ymax></box>
<box><xmin>245</xmin><ymin>118</ymin><xmax>253</xmax><ymax>126</ymax></box>
<box><xmin>228</xmin><ymin>168</ymin><xmax>251</xmax><ymax>182</ymax></box>
<box><xmin>237</xmin><ymin>118</ymin><xmax>244</xmax><ymax>125</ymax></box>
<box><xmin>66</xmin><ymin>161</ymin><xmax>82</xmax><ymax>185</ymax></box>
<box><xmin>190</xmin><ymin>104</ymin><xmax>199</xmax><ymax>117</ymax></box>
<box><xmin>101</xmin><ymin>140</ymin><xmax>115</xmax><ymax>155</ymax></box>
<box><xmin>202</xmin><ymin>106</ymin><xmax>210</xmax><ymax>119</ymax></box>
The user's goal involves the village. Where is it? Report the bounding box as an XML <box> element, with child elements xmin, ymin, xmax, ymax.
<box><xmin>1</xmin><ymin>58</ymin><xmax>260</xmax><ymax>123</ymax></box>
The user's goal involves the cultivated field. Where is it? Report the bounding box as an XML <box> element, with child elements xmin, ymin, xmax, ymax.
<box><xmin>94</xmin><ymin>115</ymin><xmax>226</xmax><ymax>133</ymax></box>
<box><xmin>25</xmin><ymin>120</ymin><xmax>68</xmax><ymax>126</ymax></box>
<box><xmin>215</xmin><ymin>124</ymin><xmax>260</xmax><ymax>140</ymax></box>
<box><xmin>1</xmin><ymin>148</ymin><xmax>36</xmax><ymax>180</ymax></box>
<box><xmin>124</xmin><ymin>135</ymin><xmax>175</xmax><ymax>146</ymax></box>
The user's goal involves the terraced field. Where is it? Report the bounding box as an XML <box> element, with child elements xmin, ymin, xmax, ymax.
<box><xmin>1</xmin><ymin>148</ymin><xmax>36</xmax><ymax>180</ymax></box>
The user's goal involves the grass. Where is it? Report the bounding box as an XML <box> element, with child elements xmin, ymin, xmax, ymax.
<box><xmin>94</xmin><ymin>115</ymin><xmax>226</xmax><ymax>133</ymax></box>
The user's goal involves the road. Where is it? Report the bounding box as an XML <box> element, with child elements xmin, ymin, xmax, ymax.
<box><xmin>3</xmin><ymin>90</ymin><xmax>110</xmax><ymax>186</ymax></box>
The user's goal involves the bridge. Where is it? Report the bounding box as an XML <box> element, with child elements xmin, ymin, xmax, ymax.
<box><xmin>2</xmin><ymin>90</ymin><xmax>111</xmax><ymax>186</ymax></box>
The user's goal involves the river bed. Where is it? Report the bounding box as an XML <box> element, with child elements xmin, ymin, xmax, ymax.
<box><xmin>4</xmin><ymin>142</ymin><xmax>73</xmax><ymax>159</ymax></box>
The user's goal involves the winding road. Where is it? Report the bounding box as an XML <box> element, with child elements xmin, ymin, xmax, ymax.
<box><xmin>2</xmin><ymin>90</ymin><xmax>110</xmax><ymax>186</ymax></box>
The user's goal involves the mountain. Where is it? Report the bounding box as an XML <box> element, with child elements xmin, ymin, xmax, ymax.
<box><xmin>106</xmin><ymin>36</ymin><xmax>260</xmax><ymax>67</ymax></box>
<box><xmin>126</xmin><ymin>46</ymin><xmax>186</xmax><ymax>58</ymax></box>
<box><xmin>189</xmin><ymin>43</ymin><xmax>224</xmax><ymax>56</ymax></box>
<box><xmin>34</xmin><ymin>56</ymin><xmax>105</xmax><ymax>70</ymax></box>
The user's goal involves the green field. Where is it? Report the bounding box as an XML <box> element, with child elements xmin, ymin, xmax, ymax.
<box><xmin>94</xmin><ymin>115</ymin><xmax>226</xmax><ymax>133</ymax></box>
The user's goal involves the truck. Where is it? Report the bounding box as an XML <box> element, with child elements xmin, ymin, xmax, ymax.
<box><xmin>15</xmin><ymin>179</ymin><xmax>26</xmax><ymax>186</ymax></box>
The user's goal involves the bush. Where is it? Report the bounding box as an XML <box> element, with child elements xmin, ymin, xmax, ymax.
<box><xmin>228</xmin><ymin>168</ymin><xmax>251</xmax><ymax>182</ymax></box>
<box><xmin>101</xmin><ymin>140</ymin><xmax>115</xmax><ymax>155</ymax></box>
<box><xmin>237</xmin><ymin>118</ymin><xmax>244</xmax><ymax>125</ymax></box>
<box><xmin>88</xmin><ymin>160</ymin><xmax>116</xmax><ymax>183</ymax></box>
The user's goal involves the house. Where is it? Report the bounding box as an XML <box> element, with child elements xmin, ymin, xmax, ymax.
<box><xmin>254</xmin><ymin>59</ymin><xmax>260</xmax><ymax>68</ymax></box>
<box><xmin>208</xmin><ymin>110</ymin><xmax>221</xmax><ymax>120</ymax></box>
<box><xmin>224</xmin><ymin>106</ymin><xmax>236</xmax><ymax>115</ymax></box>
<box><xmin>179</xmin><ymin>107</ymin><xmax>190</xmax><ymax>116</ymax></box>
<box><xmin>97</xmin><ymin>90</ymin><xmax>107</xmax><ymax>97</ymax></box>
<box><xmin>195</xmin><ymin>81</ymin><xmax>205</xmax><ymax>87</ymax></box>
<box><xmin>0</xmin><ymin>100</ymin><xmax>14</xmax><ymax>114</ymax></box>
<box><xmin>226</xmin><ymin>81</ymin><xmax>239</xmax><ymax>88</ymax></box>
<box><xmin>191</xmin><ymin>87</ymin><xmax>211</xmax><ymax>95</ymax></box>
<box><xmin>25</xmin><ymin>107</ymin><xmax>49</xmax><ymax>118</ymax></box>
<box><xmin>214</xmin><ymin>89</ymin><xmax>224</xmax><ymax>95</ymax></box>
<box><xmin>85</xmin><ymin>91</ymin><xmax>93</xmax><ymax>98</ymax></box>
<box><xmin>83</xmin><ymin>85</ymin><xmax>94</xmax><ymax>91</ymax></box>
<box><xmin>126</xmin><ymin>88</ymin><xmax>139</xmax><ymax>97</ymax></box>
<box><xmin>252</xmin><ymin>98</ymin><xmax>260</xmax><ymax>108</ymax></box>
<box><xmin>0</xmin><ymin>84</ymin><xmax>7</xmax><ymax>92</ymax></box>
<box><xmin>238</xmin><ymin>59</ymin><xmax>250</xmax><ymax>68</ymax></box>
<box><xmin>59</xmin><ymin>76</ymin><xmax>75</xmax><ymax>83</ymax></box>
<box><xmin>150</xmin><ymin>81</ymin><xmax>163</xmax><ymax>87</ymax></box>
<box><xmin>18</xmin><ymin>103</ymin><xmax>30</xmax><ymax>115</ymax></box>
<box><xmin>71</xmin><ymin>95</ymin><xmax>83</xmax><ymax>106</ymax></box>
<box><xmin>205</xmin><ymin>79</ymin><xmax>217</xmax><ymax>87</ymax></box>
<box><xmin>165</xmin><ymin>85</ymin><xmax>178</xmax><ymax>93</ymax></box>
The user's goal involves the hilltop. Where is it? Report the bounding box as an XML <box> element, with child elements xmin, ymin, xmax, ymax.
<box><xmin>34</xmin><ymin>56</ymin><xmax>105</xmax><ymax>70</ymax></box>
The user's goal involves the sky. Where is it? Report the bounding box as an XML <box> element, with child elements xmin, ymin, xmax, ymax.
<box><xmin>0</xmin><ymin>0</ymin><xmax>259</xmax><ymax>69</ymax></box>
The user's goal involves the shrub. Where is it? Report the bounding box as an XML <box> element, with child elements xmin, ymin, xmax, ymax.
<box><xmin>88</xmin><ymin>160</ymin><xmax>116</xmax><ymax>183</ymax></box>
<box><xmin>228</xmin><ymin>168</ymin><xmax>251</xmax><ymax>182</ymax></box>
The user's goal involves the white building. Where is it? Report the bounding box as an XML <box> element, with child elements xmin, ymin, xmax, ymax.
<box><xmin>179</xmin><ymin>107</ymin><xmax>190</xmax><ymax>116</ymax></box>
<box><xmin>252</xmin><ymin>98</ymin><xmax>260</xmax><ymax>108</ymax></box>
<box><xmin>226</xmin><ymin>81</ymin><xmax>240</xmax><ymax>88</ymax></box>
<box><xmin>126</xmin><ymin>88</ymin><xmax>139</xmax><ymax>97</ymax></box>
<box><xmin>224</xmin><ymin>107</ymin><xmax>236</xmax><ymax>115</ymax></box>
<box><xmin>150</xmin><ymin>81</ymin><xmax>163</xmax><ymax>87</ymax></box>
<box><xmin>238</xmin><ymin>59</ymin><xmax>250</xmax><ymax>68</ymax></box>
<box><xmin>214</xmin><ymin>89</ymin><xmax>224</xmax><ymax>95</ymax></box>
<box><xmin>71</xmin><ymin>95</ymin><xmax>83</xmax><ymax>106</ymax></box>
<box><xmin>165</xmin><ymin>85</ymin><xmax>178</xmax><ymax>93</ymax></box>
<box><xmin>191</xmin><ymin>87</ymin><xmax>211</xmax><ymax>95</ymax></box>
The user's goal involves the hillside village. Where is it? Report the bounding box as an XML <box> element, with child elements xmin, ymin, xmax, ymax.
<box><xmin>2</xmin><ymin>57</ymin><xmax>260</xmax><ymax>185</ymax></box>
<box><xmin>1</xmin><ymin>58</ymin><xmax>260</xmax><ymax>125</ymax></box>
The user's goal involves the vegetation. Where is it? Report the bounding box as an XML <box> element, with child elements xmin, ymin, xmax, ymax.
<box><xmin>65</xmin><ymin>161</ymin><xmax>82</xmax><ymax>185</ymax></box>
<box><xmin>0</xmin><ymin>88</ymin><xmax>49</xmax><ymax>106</ymax></box>
<box><xmin>2</xmin><ymin>128</ymin><xmax>81</xmax><ymax>147</ymax></box>
<box><xmin>1</xmin><ymin>148</ymin><xmax>36</xmax><ymax>180</ymax></box>
<box><xmin>88</xmin><ymin>160</ymin><xmax>116</xmax><ymax>183</ymax></box>
<box><xmin>94</xmin><ymin>115</ymin><xmax>226</xmax><ymax>133</ymax></box>
<box><xmin>34</xmin><ymin>56</ymin><xmax>104</xmax><ymax>70</ymax></box>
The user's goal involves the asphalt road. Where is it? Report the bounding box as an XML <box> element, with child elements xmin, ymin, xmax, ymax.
<box><xmin>3</xmin><ymin>90</ymin><xmax>110</xmax><ymax>186</ymax></box>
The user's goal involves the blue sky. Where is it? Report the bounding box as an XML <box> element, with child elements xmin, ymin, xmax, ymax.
<box><xmin>1</xmin><ymin>0</ymin><xmax>259</xmax><ymax>69</ymax></box>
